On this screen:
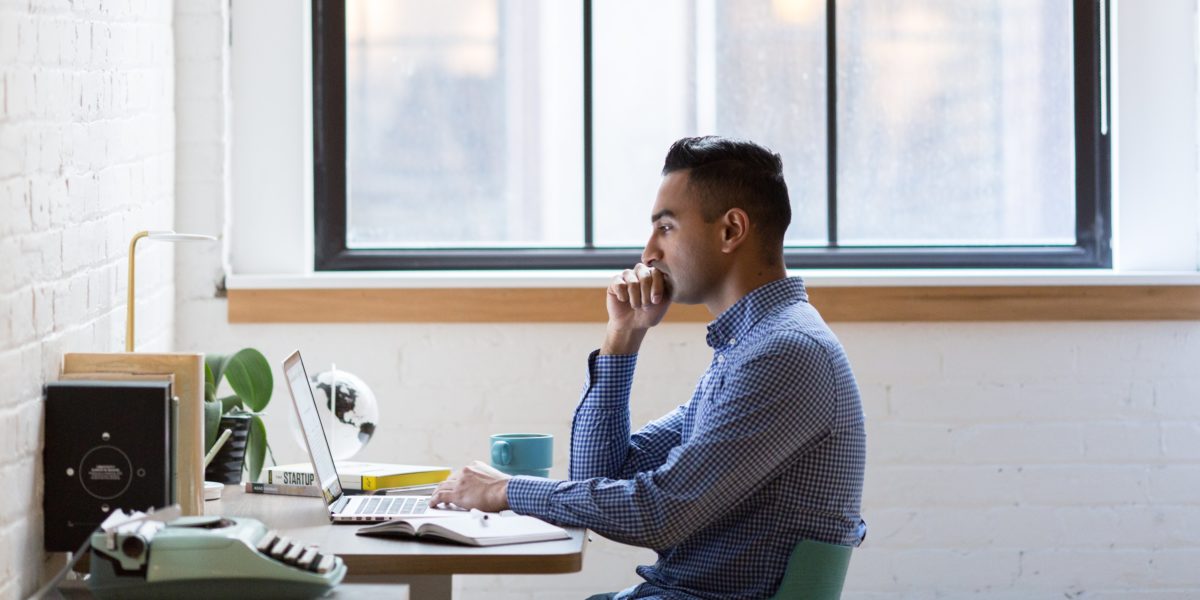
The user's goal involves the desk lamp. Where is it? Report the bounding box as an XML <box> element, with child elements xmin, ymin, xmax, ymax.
<box><xmin>126</xmin><ymin>230</ymin><xmax>217</xmax><ymax>352</ymax></box>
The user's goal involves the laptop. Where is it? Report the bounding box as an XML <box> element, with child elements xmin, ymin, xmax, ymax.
<box><xmin>282</xmin><ymin>350</ymin><xmax>468</xmax><ymax>523</ymax></box>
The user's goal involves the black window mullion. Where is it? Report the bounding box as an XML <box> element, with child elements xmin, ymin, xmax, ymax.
<box><xmin>825</xmin><ymin>0</ymin><xmax>838</xmax><ymax>248</ymax></box>
<box><xmin>1072</xmin><ymin>0</ymin><xmax>1112</xmax><ymax>268</ymax></box>
<box><xmin>583</xmin><ymin>0</ymin><xmax>594</xmax><ymax>249</ymax></box>
<box><xmin>312</xmin><ymin>0</ymin><xmax>349</xmax><ymax>271</ymax></box>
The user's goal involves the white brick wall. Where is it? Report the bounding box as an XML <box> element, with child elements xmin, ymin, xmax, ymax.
<box><xmin>161</xmin><ymin>317</ymin><xmax>1200</xmax><ymax>599</ymax></box>
<box><xmin>7</xmin><ymin>2</ymin><xmax>1192</xmax><ymax>596</ymax></box>
<box><xmin>837</xmin><ymin>323</ymin><xmax>1200</xmax><ymax>598</ymax></box>
<box><xmin>0</xmin><ymin>0</ymin><xmax>1145</xmax><ymax>597</ymax></box>
<box><xmin>167</xmin><ymin>2</ymin><xmax>1200</xmax><ymax>595</ymax></box>
<box><xmin>0</xmin><ymin>0</ymin><xmax>175</xmax><ymax>597</ymax></box>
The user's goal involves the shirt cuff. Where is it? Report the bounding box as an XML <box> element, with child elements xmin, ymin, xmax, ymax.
<box><xmin>582</xmin><ymin>350</ymin><xmax>638</xmax><ymax>407</ymax></box>
<box><xmin>590</xmin><ymin>349</ymin><xmax>639</xmax><ymax>369</ymax></box>
<box><xmin>506</xmin><ymin>475</ymin><xmax>560</xmax><ymax>517</ymax></box>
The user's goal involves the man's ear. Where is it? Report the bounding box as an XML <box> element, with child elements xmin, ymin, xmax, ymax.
<box><xmin>720</xmin><ymin>208</ymin><xmax>750</xmax><ymax>254</ymax></box>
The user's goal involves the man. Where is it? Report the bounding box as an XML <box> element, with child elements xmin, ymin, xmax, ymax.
<box><xmin>431</xmin><ymin>136</ymin><xmax>866</xmax><ymax>599</ymax></box>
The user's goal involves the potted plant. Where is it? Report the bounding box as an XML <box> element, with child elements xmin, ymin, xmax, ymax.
<box><xmin>204</xmin><ymin>348</ymin><xmax>274</xmax><ymax>483</ymax></box>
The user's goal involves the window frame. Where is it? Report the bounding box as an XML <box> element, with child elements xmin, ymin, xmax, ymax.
<box><xmin>313</xmin><ymin>0</ymin><xmax>1112</xmax><ymax>271</ymax></box>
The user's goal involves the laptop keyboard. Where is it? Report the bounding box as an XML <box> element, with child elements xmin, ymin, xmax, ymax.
<box><xmin>355</xmin><ymin>496</ymin><xmax>429</xmax><ymax>516</ymax></box>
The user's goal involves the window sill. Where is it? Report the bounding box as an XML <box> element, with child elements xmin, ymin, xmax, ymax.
<box><xmin>225</xmin><ymin>270</ymin><xmax>1200</xmax><ymax>323</ymax></box>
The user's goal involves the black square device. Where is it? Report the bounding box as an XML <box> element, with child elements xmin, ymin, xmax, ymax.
<box><xmin>43</xmin><ymin>380</ymin><xmax>173</xmax><ymax>552</ymax></box>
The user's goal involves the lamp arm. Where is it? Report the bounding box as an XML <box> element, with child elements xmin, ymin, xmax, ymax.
<box><xmin>126</xmin><ymin>230</ymin><xmax>150</xmax><ymax>352</ymax></box>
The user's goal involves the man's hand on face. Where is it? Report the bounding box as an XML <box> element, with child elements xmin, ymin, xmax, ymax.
<box><xmin>429</xmin><ymin>461</ymin><xmax>511</xmax><ymax>512</ymax></box>
<box><xmin>602</xmin><ymin>263</ymin><xmax>671</xmax><ymax>355</ymax></box>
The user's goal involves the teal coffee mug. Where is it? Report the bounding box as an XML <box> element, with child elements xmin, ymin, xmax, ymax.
<box><xmin>490</xmin><ymin>433</ymin><xmax>553</xmax><ymax>478</ymax></box>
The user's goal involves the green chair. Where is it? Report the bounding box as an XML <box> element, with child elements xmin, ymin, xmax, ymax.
<box><xmin>769</xmin><ymin>540</ymin><xmax>853</xmax><ymax>600</ymax></box>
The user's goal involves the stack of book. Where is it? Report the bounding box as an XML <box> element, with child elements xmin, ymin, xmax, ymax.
<box><xmin>245</xmin><ymin>462</ymin><xmax>451</xmax><ymax>497</ymax></box>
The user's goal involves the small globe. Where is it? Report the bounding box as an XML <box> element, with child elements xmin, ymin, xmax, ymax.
<box><xmin>291</xmin><ymin>368</ymin><xmax>379</xmax><ymax>460</ymax></box>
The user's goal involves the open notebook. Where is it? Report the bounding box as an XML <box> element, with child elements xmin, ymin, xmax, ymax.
<box><xmin>355</xmin><ymin>512</ymin><xmax>569</xmax><ymax>547</ymax></box>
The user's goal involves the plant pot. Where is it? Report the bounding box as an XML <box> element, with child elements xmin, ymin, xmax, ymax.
<box><xmin>204</xmin><ymin>413</ymin><xmax>253</xmax><ymax>484</ymax></box>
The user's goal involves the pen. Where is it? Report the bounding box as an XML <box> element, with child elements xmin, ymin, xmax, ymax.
<box><xmin>203</xmin><ymin>428</ymin><xmax>234</xmax><ymax>469</ymax></box>
<box><xmin>469</xmin><ymin>508</ymin><xmax>489</xmax><ymax>526</ymax></box>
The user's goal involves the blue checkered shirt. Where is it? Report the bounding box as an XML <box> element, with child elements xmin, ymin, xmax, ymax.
<box><xmin>507</xmin><ymin>277</ymin><xmax>867</xmax><ymax>599</ymax></box>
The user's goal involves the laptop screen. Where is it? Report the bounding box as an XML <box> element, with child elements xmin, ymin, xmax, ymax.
<box><xmin>283</xmin><ymin>351</ymin><xmax>344</xmax><ymax>504</ymax></box>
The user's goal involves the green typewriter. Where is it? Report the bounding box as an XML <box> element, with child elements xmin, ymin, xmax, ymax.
<box><xmin>87</xmin><ymin>507</ymin><xmax>346</xmax><ymax>599</ymax></box>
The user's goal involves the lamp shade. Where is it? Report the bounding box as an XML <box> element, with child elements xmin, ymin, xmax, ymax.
<box><xmin>126</xmin><ymin>230</ymin><xmax>217</xmax><ymax>351</ymax></box>
<box><xmin>144</xmin><ymin>231</ymin><xmax>217</xmax><ymax>242</ymax></box>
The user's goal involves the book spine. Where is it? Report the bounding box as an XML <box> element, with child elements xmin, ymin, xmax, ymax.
<box><xmin>266</xmin><ymin>466</ymin><xmax>451</xmax><ymax>491</ymax></box>
<box><xmin>338</xmin><ymin>474</ymin><xmax>365</xmax><ymax>490</ymax></box>
<box><xmin>268</xmin><ymin>469</ymin><xmax>366</xmax><ymax>491</ymax></box>
<box><xmin>266</xmin><ymin>469</ymin><xmax>318</xmax><ymax>487</ymax></box>
<box><xmin>169</xmin><ymin>395</ymin><xmax>178</xmax><ymax>504</ymax></box>
<box><xmin>244</xmin><ymin>481</ymin><xmax>322</xmax><ymax>497</ymax></box>
<box><xmin>361</xmin><ymin>470</ymin><xmax>451</xmax><ymax>491</ymax></box>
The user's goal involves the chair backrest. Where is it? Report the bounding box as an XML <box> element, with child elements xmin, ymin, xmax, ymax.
<box><xmin>769</xmin><ymin>539</ymin><xmax>853</xmax><ymax>600</ymax></box>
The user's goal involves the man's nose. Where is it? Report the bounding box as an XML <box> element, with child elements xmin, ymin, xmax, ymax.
<box><xmin>642</xmin><ymin>238</ymin><xmax>662</xmax><ymax>266</ymax></box>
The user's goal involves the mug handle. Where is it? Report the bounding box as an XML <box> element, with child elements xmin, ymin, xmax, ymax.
<box><xmin>491</xmin><ymin>440</ymin><xmax>512</xmax><ymax>466</ymax></box>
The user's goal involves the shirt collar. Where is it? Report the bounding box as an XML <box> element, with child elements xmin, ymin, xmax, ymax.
<box><xmin>705</xmin><ymin>277</ymin><xmax>809</xmax><ymax>349</ymax></box>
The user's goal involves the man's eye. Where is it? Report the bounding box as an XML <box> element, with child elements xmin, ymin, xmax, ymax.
<box><xmin>658</xmin><ymin>225</ymin><xmax>672</xmax><ymax>233</ymax></box>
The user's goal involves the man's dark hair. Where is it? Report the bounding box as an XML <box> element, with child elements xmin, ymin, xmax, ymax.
<box><xmin>661</xmin><ymin>136</ymin><xmax>791</xmax><ymax>253</ymax></box>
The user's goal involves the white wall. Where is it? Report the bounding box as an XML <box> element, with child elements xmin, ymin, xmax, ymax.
<box><xmin>170</xmin><ymin>2</ymin><xmax>1200</xmax><ymax>599</ymax></box>
<box><xmin>0</xmin><ymin>0</ymin><xmax>176</xmax><ymax>598</ymax></box>
<box><xmin>0</xmin><ymin>0</ymin><xmax>1192</xmax><ymax>597</ymax></box>
<box><xmin>169</xmin><ymin>319</ymin><xmax>1200</xmax><ymax>599</ymax></box>
<box><xmin>1113</xmin><ymin>0</ymin><xmax>1200</xmax><ymax>270</ymax></box>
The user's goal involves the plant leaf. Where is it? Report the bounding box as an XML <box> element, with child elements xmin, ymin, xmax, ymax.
<box><xmin>206</xmin><ymin>354</ymin><xmax>232</xmax><ymax>389</ymax></box>
<box><xmin>246</xmin><ymin>414</ymin><xmax>268</xmax><ymax>483</ymax></box>
<box><xmin>204</xmin><ymin>363</ymin><xmax>216</xmax><ymax>403</ymax></box>
<box><xmin>203</xmin><ymin>401</ymin><xmax>222</xmax><ymax>452</ymax></box>
<box><xmin>219</xmin><ymin>394</ymin><xmax>242</xmax><ymax>413</ymax></box>
<box><xmin>224</xmin><ymin>348</ymin><xmax>273</xmax><ymax>412</ymax></box>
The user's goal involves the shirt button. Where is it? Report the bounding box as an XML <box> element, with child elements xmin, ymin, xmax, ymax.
<box><xmin>728</xmin><ymin>338</ymin><xmax>737</xmax><ymax>346</ymax></box>
<box><xmin>717</xmin><ymin>355</ymin><xmax>725</xmax><ymax>363</ymax></box>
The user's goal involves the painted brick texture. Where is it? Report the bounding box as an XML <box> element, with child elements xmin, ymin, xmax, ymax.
<box><xmin>168</xmin><ymin>318</ymin><xmax>1200</xmax><ymax>599</ymax></box>
<box><xmin>168</xmin><ymin>4</ymin><xmax>1200</xmax><ymax>595</ymax></box>
<box><xmin>0</xmin><ymin>0</ymin><xmax>175</xmax><ymax>597</ymax></box>
<box><xmin>1</xmin><ymin>0</ymin><xmax>1192</xmax><ymax>598</ymax></box>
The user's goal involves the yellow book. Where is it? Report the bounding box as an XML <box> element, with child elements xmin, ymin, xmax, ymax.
<box><xmin>267</xmin><ymin>461</ymin><xmax>451</xmax><ymax>491</ymax></box>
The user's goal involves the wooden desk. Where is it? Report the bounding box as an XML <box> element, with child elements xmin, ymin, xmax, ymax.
<box><xmin>55</xmin><ymin>582</ymin><xmax>410</xmax><ymax>599</ymax></box>
<box><xmin>207</xmin><ymin>485</ymin><xmax>587</xmax><ymax>599</ymax></box>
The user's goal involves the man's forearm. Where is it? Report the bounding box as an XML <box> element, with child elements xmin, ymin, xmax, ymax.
<box><xmin>600</xmin><ymin>327</ymin><xmax>648</xmax><ymax>355</ymax></box>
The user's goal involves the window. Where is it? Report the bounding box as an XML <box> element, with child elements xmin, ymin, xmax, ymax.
<box><xmin>314</xmin><ymin>0</ymin><xmax>1111</xmax><ymax>270</ymax></box>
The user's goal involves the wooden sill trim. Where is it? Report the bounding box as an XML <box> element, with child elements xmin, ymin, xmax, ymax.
<box><xmin>227</xmin><ymin>285</ymin><xmax>1200</xmax><ymax>323</ymax></box>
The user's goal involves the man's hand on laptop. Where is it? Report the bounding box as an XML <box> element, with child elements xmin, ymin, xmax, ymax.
<box><xmin>430</xmin><ymin>461</ymin><xmax>511</xmax><ymax>512</ymax></box>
